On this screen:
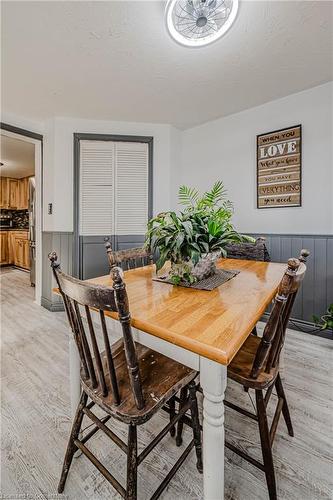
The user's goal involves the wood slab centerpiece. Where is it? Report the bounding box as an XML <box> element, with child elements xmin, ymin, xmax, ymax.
<box><xmin>145</xmin><ymin>181</ymin><xmax>254</xmax><ymax>289</ymax></box>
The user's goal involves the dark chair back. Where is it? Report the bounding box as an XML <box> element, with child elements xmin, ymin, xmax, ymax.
<box><xmin>48</xmin><ymin>252</ymin><xmax>144</xmax><ymax>409</ymax></box>
<box><xmin>251</xmin><ymin>249</ymin><xmax>309</xmax><ymax>379</ymax></box>
<box><xmin>106</xmin><ymin>242</ymin><xmax>153</xmax><ymax>270</ymax></box>
<box><xmin>226</xmin><ymin>237</ymin><xmax>270</xmax><ymax>262</ymax></box>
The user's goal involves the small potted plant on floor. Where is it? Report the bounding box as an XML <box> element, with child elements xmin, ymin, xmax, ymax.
<box><xmin>145</xmin><ymin>181</ymin><xmax>254</xmax><ymax>285</ymax></box>
<box><xmin>313</xmin><ymin>304</ymin><xmax>333</xmax><ymax>335</ymax></box>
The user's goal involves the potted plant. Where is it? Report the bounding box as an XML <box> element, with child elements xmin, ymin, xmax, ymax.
<box><xmin>145</xmin><ymin>181</ymin><xmax>254</xmax><ymax>284</ymax></box>
<box><xmin>313</xmin><ymin>304</ymin><xmax>333</xmax><ymax>334</ymax></box>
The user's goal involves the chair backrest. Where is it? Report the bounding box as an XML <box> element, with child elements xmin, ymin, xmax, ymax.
<box><xmin>251</xmin><ymin>249</ymin><xmax>309</xmax><ymax>379</ymax></box>
<box><xmin>225</xmin><ymin>237</ymin><xmax>270</xmax><ymax>262</ymax></box>
<box><xmin>48</xmin><ymin>251</ymin><xmax>144</xmax><ymax>410</ymax></box>
<box><xmin>106</xmin><ymin>242</ymin><xmax>153</xmax><ymax>270</ymax></box>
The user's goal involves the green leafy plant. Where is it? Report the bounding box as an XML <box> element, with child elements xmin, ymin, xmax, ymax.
<box><xmin>313</xmin><ymin>304</ymin><xmax>333</xmax><ymax>331</ymax></box>
<box><xmin>145</xmin><ymin>181</ymin><xmax>254</xmax><ymax>283</ymax></box>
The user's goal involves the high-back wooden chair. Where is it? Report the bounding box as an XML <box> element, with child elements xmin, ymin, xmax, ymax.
<box><xmin>226</xmin><ymin>236</ymin><xmax>271</xmax><ymax>262</ymax></box>
<box><xmin>49</xmin><ymin>252</ymin><xmax>202</xmax><ymax>499</ymax></box>
<box><xmin>226</xmin><ymin>237</ymin><xmax>270</xmax><ymax>336</ymax></box>
<box><xmin>224</xmin><ymin>249</ymin><xmax>309</xmax><ymax>500</ymax></box>
<box><xmin>106</xmin><ymin>242</ymin><xmax>153</xmax><ymax>270</ymax></box>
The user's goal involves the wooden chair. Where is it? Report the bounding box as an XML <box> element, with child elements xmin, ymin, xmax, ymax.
<box><xmin>106</xmin><ymin>242</ymin><xmax>179</xmax><ymax>440</ymax></box>
<box><xmin>105</xmin><ymin>242</ymin><xmax>182</xmax><ymax>446</ymax></box>
<box><xmin>225</xmin><ymin>236</ymin><xmax>271</xmax><ymax>262</ymax></box>
<box><xmin>226</xmin><ymin>237</ymin><xmax>270</xmax><ymax>337</ymax></box>
<box><xmin>106</xmin><ymin>242</ymin><xmax>153</xmax><ymax>270</ymax></box>
<box><xmin>49</xmin><ymin>252</ymin><xmax>202</xmax><ymax>500</ymax></box>
<box><xmin>224</xmin><ymin>249</ymin><xmax>309</xmax><ymax>500</ymax></box>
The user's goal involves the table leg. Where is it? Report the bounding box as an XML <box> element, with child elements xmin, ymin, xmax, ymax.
<box><xmin>200</xmin><ymin>357</ymin><xmax>227</xmax><ymax>500</ymax></box>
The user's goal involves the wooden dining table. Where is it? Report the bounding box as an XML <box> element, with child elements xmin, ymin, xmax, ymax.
<box><xmin>64</xmin><ymin>257</ymin><xmax>286</xmax><ymax>499</ymax></box>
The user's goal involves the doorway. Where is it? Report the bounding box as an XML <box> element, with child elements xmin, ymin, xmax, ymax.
<box><xmin>0</xmin><ymin>123</ymin><xmax>43</xmax><ymax>305</ymax></box>
<box><xmin>73</xmin><ymin>133</ymin><xmax>153</xmax><ymax>279</ymax></box>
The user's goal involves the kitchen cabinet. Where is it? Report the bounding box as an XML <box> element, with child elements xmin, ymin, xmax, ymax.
<box><xmin>0</xmin><ymin>230</ymin><xmax>30</xmax><ymax>269</ymax></box>
<box><xmin>0</xmin><ymin>177</ymin><xmax>9</xmax><ymax>208</ymax></box>
<box><xmin>8</xmin><ymin>179</ymin><xmax>18</xmax><ymax>208</ymax></box>
<box><xmin>13</xmin><ymin>237</ymin><xmax>29</xmax><ymax>269</ymax></box>
<box><xmin>0</xmin><ymin>177</ymin><xmax>30</xmax><ymax>209</ymax></box>
<box><xmin>10</xmin><ymin>231</ymin><xmax>30</xmax><ymax>269</ymax></box>
<box><xmin>16</xmin><ymin>177</ymin><xmax>30</xmax><ymax>209</ymax></box>
<box><xmin>0</xmin><ymin>232</ymin><xmax>9</xmax><ymax>265</ymax></box>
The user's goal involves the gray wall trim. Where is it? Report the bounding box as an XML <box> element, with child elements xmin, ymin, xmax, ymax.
<box><xmin>73</xmin><ymin>135</ymin><xmax>80</xmax><ymax>277</ymax></box>
<box><xmin>79</xmin><ymin>234</ymin><xmax>146</xmax><ymax>280</ymax></box>
<box><xmin>0</xmin><ymin>122</ymin><xmax>43</xmax><ymax>141</ymax></box>
<box><xmin>73</xmin><ymin>133</ymin><xmax>153</xmax><ymax>278</ymax></box>
<box><xmin>43</xmin><ymin>231</ymin><xmax>74</xmax><ymax>237</ymax></box>
<box><xmin>41</xmin><ymin>231</ymin><xmax>73</xmax><ymax>310</ymax></box>
<box><xmin>252</xmin><ymin>233</ymin><xmax>331</xmax><ymax>238</ymax></box>
<box><xmin>42</xmin><ymin>229</ymin><xmax>332</xmax><ymax>329</ymax></box>
<box><xmin>41</xmin><ymin>297</ymin><xmax>64</xmax><ymax>312</ymax></box>
<box><xmin>261</xmin><ymin>312</ymin><xmax>332</xmax><ymax>340</ymax></box>
<box><xmin>250</xmin><ymin>233</ymin><xmax>333</xmax><ymax>323</ymax></box>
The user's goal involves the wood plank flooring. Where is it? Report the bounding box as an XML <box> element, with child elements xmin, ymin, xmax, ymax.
<box><xmin>1</xmin><ymin>268</ymin><xmax>332</xmax><ymax>499</ymax></box>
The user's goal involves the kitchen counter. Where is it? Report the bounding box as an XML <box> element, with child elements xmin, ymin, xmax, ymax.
<box><xmin>0</xmin><ymin>228</ymin><xmax>29</xmax><ymax>231</ymax></box>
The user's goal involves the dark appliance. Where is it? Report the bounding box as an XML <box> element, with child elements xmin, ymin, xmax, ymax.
<box><xmin>0</xmin><ymin>214</ymin><xmax>13</xmax><ymax>229</ymax></box>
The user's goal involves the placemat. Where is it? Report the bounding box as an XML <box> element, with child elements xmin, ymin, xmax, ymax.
<box><xmin>153</xmin><ymin>268</ymin><xmax>240</xmax><ymax>291</ymax></box>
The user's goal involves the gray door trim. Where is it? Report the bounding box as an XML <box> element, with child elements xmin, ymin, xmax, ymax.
<box><xmin>73</xmin><ymin>133</ymin><xmax>153</xmax><ymax>278</ymax></box>
<box><xmin>0</xmin><ymin>121</ymin><xmax>43</xmax><ymax>142</ymax></box>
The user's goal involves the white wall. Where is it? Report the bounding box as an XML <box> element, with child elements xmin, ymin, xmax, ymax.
<box><xmin>170</xmin><ymin>125</ymin><xmax>182</xmax><ymax>211</ymax></box>
<box><xmin>43</xmin><ymin>117</ymin><xmax>180</xmax><ymax>232</ymax></box>
<box><xmin>180</xmin><ymin>82</ymin><xmax>333</xmax><ymax>235</ymax></box>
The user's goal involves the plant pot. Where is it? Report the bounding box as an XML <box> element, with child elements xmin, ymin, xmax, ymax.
<box><xmin>170</xmin><ymin>251</ymin><xmax>221</xmax><ymax>284</ymax></box>
<box><xmin>192</xmin><ymin>251</ymin><xmax>221</xmax><ymax>281</ymax></box>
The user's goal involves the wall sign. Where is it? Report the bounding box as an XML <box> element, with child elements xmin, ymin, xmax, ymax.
<box><xmin>257</xmin><ymin>125</ymin><xmax>301</xmax><ymax>209</ymax></box>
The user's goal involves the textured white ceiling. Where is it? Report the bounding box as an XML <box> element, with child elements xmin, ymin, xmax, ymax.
<box><xmin>1</xmin><ymin>1</ymin><xmax>332</xmax><ymax>129</ymax></box>
<box><xmin>0</xmin><ymin>135</ymin><xmax>35</xmax><ymax>178</ymax></box>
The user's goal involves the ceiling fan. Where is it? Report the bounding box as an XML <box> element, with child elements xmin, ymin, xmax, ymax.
<box><xmin>165</xmin><ymin>0</ymin><xmax>239</xmax><ymax>47</ymax></box>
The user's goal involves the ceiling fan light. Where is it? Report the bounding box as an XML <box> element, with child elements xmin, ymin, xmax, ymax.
<box><xmin>165</xmin><ymin>0</ymin><xmax>239</xmax><ymax>48</ymax></box>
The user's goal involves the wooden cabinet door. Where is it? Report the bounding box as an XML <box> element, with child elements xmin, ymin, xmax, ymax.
<box><xmin>8</xmin><ymin>231</ymin><xmax>14</xmax><ymax>264</ymax></box>
<box><xmin>0</xmin><ymin>177</ymin><xmax>9</xmax><ymax>208</ymax></box>
<box><xmin>13</xmin><ymin>237</ymin><xmax>24</xmax><ymax>267</ymax></box>
<box><xmin>8</xmin><ymin>179</ymin><xmax>18</xmax><ymax>208</ymax></box>
<box><xmin>0</xmin><ymin>232</ymin><xmax>9</xmax><ymax>265</ymax></box>
<box><xmin>22</xmin><ymin>239</ymin><xmax>30</xmax><ymax>269</ymax></box>
<box><xmin>12</xmin><ymin>232</ymin><xmax>30</xmax><ymax>269</ymax></box>
<box><xmin>16</xmin><ymin>179</ymin><xmax>23</xmax><ymax>209</ymax></box>
<box><xmin>17</xmin><ymin>178</ymin><xmax>29</xmax><ymax>209</ymax></box>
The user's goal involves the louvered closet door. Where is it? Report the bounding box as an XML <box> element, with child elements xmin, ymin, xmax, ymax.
<box><xmin>79</xmin><ymin>141</ymin><xmax>115</xmax><ymax>236</ymax></box>
<box><xmin>78</xmin><ymin>139</ymin><xmax>150</xmax><ymax>279</ymax></box>
<box><xmin>115</xmin><ymin>141</ymin><xmax>149</xmax><ymax>236</ymax></box>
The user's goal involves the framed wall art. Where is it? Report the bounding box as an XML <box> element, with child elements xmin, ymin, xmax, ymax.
<box><xmin>257</xmin><ymin>124</ymin><xmax>302</xmax><ymax>209</ymax></box>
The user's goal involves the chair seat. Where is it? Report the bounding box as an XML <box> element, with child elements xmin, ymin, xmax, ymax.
<box><xmin>81</xmin><ymin>339</ymin><xmax>197</xmax><ymax>424</ymax></box>
<box><xmin>228</xmin><ymin>335</ymin><xmax>278</xmax><ymax>389</ymax></box>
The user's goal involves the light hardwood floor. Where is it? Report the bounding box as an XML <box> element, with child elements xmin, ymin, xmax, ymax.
<box><xmin>1</xmin><ymin>268</ymin><xmax>332</xmax><ymax>499</ymax></box>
